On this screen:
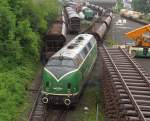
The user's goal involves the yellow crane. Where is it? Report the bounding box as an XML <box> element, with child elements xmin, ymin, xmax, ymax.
<box><xmin>125</xmin><ymin>24</ymin><xmax>150</xmax><ymax>57</ymax></box>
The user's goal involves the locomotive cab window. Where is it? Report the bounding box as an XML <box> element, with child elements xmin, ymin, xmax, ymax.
<box><xmin>74</xmin><ymin>55</ymin><xmax>83</xmax><ymax>66</ymax></box>
<box><xmin>87</xmin><ymin>42</ymin><xmax>92</xmax><ymax>50</ymax></box>
<box><xmin>80</xmin><ymin>47</ymin><xmax>88</xmax><ymax>59</ymax></box>
<box><xmin>83</xmin><ymin>47</ymin><xmax>88</xmax><ymax>55</ymax></box>
<box><xmin>80</xmin><ymin>50</ymin><xmax>86</xmax><ymax>59</ymax></box>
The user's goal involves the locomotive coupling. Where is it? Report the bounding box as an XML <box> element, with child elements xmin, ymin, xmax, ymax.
<box><xmin>42</xmin><ymin>97</ymin><xmax>49</xmax><ymax>104</ymax></box>
<box><xmin>64</xmin><ymin>98</ymin><xmax>71</xmax><ymax>106</ymax></box>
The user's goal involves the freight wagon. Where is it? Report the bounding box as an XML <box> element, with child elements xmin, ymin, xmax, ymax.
<box><xmin>43</xmin><ymin>14</ymin><xmax>66</xmax><ymax>61</ymax></box>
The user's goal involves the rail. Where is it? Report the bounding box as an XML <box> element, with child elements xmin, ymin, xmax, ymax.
<box><xmin>103</xmin><ymin>46</ymin><xmax>146</xmax><ymax>121</ymax></box>
<box><xmin>100</xmin><ymin>45</ymin><xmax>150</xmax><ymax>121</ymax></box>
<box><xmin>58</xmin><ymin>110</ymin><xmax>68</xmax><ymax>121</ymax></box>
<box><xmin>28</xmin><ymin>87</ymin><xmax>47</xmax><ymax>121</ymax></box>
<box><xmin>121</xmin><ymin>48</ymin><xmax>150</xmax><ymax>87</ymax></box>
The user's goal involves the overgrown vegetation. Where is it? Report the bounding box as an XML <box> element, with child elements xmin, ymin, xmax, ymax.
<box><xmin>69</xmin><ymin>86</ymin><xmax>105</xmax><ymax>121</ymax></box>
<box><xmin>132</xmin><ymin>0</ymin><xmax>150</xmax><ymax>14</ymax></box>
<box><xmin>0</xmin><ymin>0</ymin><xmax>60</xmax><ymax>120</ymax></box>
<box><xmin>144</xmin><ymin>16</ymin><xmax>150</xmax><ymax>22</ymax></box>
<box><xmin>106</xmin><ymin>38</ymin><xmax>118</xmax><ymax>47</ymax></box>
<box><xmin>113</xmin><ymin>0</ymin><xmax>123</xmax><ymax>12</ymax></box>
<box><xmin>132</xmin><ymin>0</ymin><xmax>150</xmax><ymax>22</ymax></box>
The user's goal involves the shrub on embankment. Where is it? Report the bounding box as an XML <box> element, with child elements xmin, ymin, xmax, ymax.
<box><xmin>0</xmin><ymin>0</ymin><xmax>59</xmax><ymax>120</ymax></box>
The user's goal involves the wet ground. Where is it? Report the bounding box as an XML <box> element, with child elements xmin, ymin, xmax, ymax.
<box><xmin>136</xmin><ymin>58</ymin><xmax>150</xmax><ymax>75</ymax></box>
<box><xmin>106</xmin><ymin>13</ymin><xmax>150</xmax><ymax>74</ymax></box>
<box><xmin>107</xmin><ymin>14</ymin><xmax>143</xmax><ymax>45</ymax></box>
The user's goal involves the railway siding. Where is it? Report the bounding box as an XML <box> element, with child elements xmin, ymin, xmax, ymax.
<box><xmin>28</xmin><ymin>89</ymin><xmax>47</xmax><ymax>121</ymax></box>
<box><xmin>100</xmin><ymin>46</ymin><xmax>150</xmax><ymax>121</ymax></box>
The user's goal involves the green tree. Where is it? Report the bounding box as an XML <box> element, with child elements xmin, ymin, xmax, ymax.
<box><xmin>115</xmin><ymin>0</ymin><xmax>123</xmax><ymax>12</ymax></box>
<box><xmin>132</xmin><ymin>0</ymin><xmax>150</xmax><ymax>13</ymax></box>
<box><xmin>0</xmin><ymin>0</ymin><xmax>60</xmax><ymax>120</ymax></box>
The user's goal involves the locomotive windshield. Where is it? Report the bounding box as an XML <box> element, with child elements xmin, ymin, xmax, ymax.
<box><xmin>46</xmin><ymin>58</ymin><xmax>76</xmax><ymax>79</ymax></box>
<box><xmin>47</xmin><ymin>58</ymin><xmax>76</xmax><ymax>68</ymax></box>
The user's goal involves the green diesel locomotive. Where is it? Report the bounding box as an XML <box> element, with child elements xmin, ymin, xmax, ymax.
<box><xmin>41</xmin><ymin>34</ymin><xmax>97</xmax><ymax>106</ymax></box>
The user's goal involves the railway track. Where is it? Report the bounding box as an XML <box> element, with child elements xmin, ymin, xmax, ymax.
<box><xmin>57</xmin><ymin>110</ymin><xmax>68</xmax><ymax>121</ymax></box>
<box><xmin>29</xmin><ymin>99</ymin><xmax>68</xmax><ymax>121</ymax></box>
<box><xmin>43</xmin><ymin>108</ymin><xmax>68</xmax><ymax>121</ymax></box>
<box><xmin>100</xmin><ymin>46</ymin><xmax>150</xmax><ymax>121</ymax></box>
<box><xmin>28</xmin><ymin>89</ymin><xmax>47</xmax><ymax>121</ymax></box>
<box><xmin>28</xmin><ymin>88</ymin><xmax>68</xmax><ymax>121</ymax></box>
<box><xmin>56</xmin><ymin>110</ymin><xmax>68</xmax><ymax>121</ymax></box>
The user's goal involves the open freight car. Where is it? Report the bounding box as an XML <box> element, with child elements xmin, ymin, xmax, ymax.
<box><xmin>65</xmin><ymin>7</ymin><xmax>80</xmax><ymax>33</ymax></box>
<box><xmin>87</xmin><ymin>3</ymin><xmax>105</xmax><ymax>16</ymax></box>
<box><xmin>92</xmin><ymin>12</ymin><xmax>112</xmax><ymax>42</ymax></box>
<box><xmin>43</xmin><ymin>14</ymin><xmax>67</xmax><ymax>61</ymax></box>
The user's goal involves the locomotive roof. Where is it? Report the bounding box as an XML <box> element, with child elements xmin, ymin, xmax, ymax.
<box><xmin>51</xmin><ymin>34</ymin><xmax>95</xmax><ymax>59</ymax></box>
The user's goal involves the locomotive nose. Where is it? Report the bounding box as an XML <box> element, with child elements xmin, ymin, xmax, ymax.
<box><xmin>42</xmin><ymin>97</ymin><xmax>49</xmax><ymax>104</ymax></box>
<box><xmin>64</xmin><ymin>98</ymin><xmax>71</xmax><ymax>106</ymax></box>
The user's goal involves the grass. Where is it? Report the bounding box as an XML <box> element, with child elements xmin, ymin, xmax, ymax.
<box><xmin>69</xmin><ymin>82</ymin><xmax>105</xmax><ymax>121</ymax></box>
<box><xmin>143</xmin><ymin>17</ymin><xmax>150</xmax><ymax>22</ymax></box>
<box><xmin>81</xmin><ymin>20</ymin><xmax>93</xmax><ymax>28</ymax></box>
<box><xmin>106</xmin><ymin>38</ymin><xmax>119</xmax><ymax>47</ymax></box>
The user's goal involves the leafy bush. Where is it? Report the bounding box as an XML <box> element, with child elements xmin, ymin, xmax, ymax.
<box><xmin>114</xmin><ymin>0</ymin><xmax>123</xmax><ymax>12</ymax></box>
<box><xmin>144</xmin><ymin>16</ymin><xmax>150</xmax><ymax>22</ymax></box>
<box><xmin>0</xmin><ymin>0</ymin><xmax>60</xmax><ymax>63</ymax></box>
<box><xmin>0</xmin><ymin>61</ymin><xmax>38</xmax><ymax>121</ymax></box>
<box><xmin>132</xmin><ymin>0</ymin><xmax>150</xmax><ymax>14</ymax></box>
<box><xmin>0</xmin><ymin>0</ymin><xmax>60</xmax><ymax>120</ymax></box>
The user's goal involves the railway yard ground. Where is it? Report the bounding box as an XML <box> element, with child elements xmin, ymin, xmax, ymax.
<box><xmin>19</xmin><ymin>1</ymin><xmax>150</xmax><ymax>121</ymax></box>
<box><xmin>106</xmin><ymin>14</ymin><xmax>150</xmax><ymax>75</ymax></box>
